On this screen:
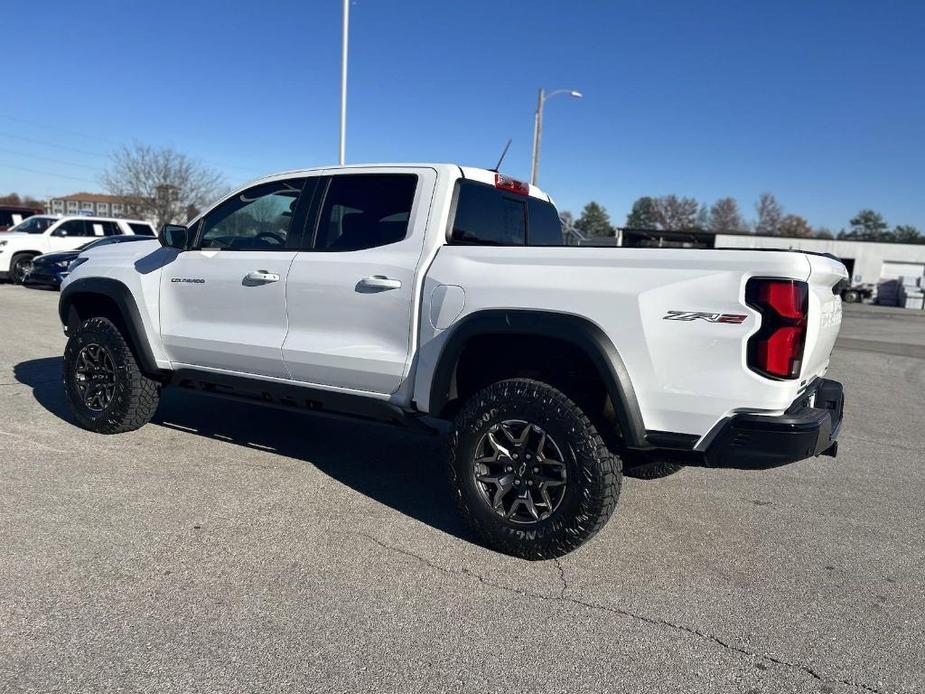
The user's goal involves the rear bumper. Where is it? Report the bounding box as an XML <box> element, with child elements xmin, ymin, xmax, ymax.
<box><xmin>702</xmin><ymin>378</ymin><xmax>844</xmax><ymax>469</ymax></box>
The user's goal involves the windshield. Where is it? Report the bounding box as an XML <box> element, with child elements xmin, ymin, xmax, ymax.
<box><xmin>9</xmin><ymin>216</ymin><xmax>56</xmax><ymax>234</ymax></box>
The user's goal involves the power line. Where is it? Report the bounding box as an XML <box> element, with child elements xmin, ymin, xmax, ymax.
<box><xmin>0</xmin><ymin>146</ymin><xmax>105</xmax><ymax>173</ymax></box>
<box><xmin>0</xmin><ymin>113</ymin><xmax>119</xmax><ymax>145</ymax></box>
<box><xmin>0</xmin><ymin>132</ymin><xmax>108</xmax><ymax>158</ymax></box>
<box><xmin>0</xmin><ymin>162</ymin><xmax>99</xmax><ymax>185</ymax></box>
<box><xmin>0</xmin><ymin>116</ymin><xmax>264</xmax><ymax>174</ymax></box>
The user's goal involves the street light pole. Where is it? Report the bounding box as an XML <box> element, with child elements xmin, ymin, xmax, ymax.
<box><xmin>530</xmin><ymin>88</ymin><xmax>544</xmax><ymax>186</ymax></box>
<box><xmin>530</xmin><ymin>88</ymin><xmax>583</xmax><ymax>186</ymax></box>
<box><xmin>339</xmin><ymin>0</ymin><xmax>349</xmax><ymax>166</ymax></box>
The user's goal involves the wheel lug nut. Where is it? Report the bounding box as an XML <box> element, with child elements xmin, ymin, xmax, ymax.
<box><xmin>506</xmin><ymin>466</ymin><xmax>512</xmax><ymax>472</ymax></box>
<box><xmin>512</xmin><ymin>453</ymin><xmax>518</xmax><ymax>460</ymax></box>
<box><xmin>533</xmin><ymin>466</ymin><xmax>539</xmax><ymax>473</ymax></box>
<box><xmin>526</xmin><ymin>454</ymin><xmax>532</xmax><ymax>460</ymax></box>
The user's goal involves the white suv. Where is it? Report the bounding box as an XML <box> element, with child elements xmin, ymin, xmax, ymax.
<box><xmin>0</xmin><ymin>215</ymin><xmax>154</xmax><ymax>284</ymax></box>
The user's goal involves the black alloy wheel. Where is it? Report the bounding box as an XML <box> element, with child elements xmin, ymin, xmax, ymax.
<box><xmin>73</xmin><ymin>343</ymin><xmax>118</xmax><ymax>412</ymax></box>
<box><xmin>472</xmin><ymin>420</ymin><xmax>568</xmax><ymax>524</ymax></box>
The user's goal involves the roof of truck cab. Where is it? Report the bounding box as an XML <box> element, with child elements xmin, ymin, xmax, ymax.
<box><xmin>246</xmin><ymin>164</ymin><xmax>553</xmax><ymax>202</ymax></box>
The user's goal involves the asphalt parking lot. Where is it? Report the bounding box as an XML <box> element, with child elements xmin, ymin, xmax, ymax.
<box><xmin>1</xmin><ymin>285</ymin><xmax>923</xmax><ymax>694</ymax></box>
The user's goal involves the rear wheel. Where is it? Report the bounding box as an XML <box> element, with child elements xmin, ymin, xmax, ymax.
<box><xmin>63</xmin><ymin>317</ymin><xmax>160</xmax><ymax>434</ymax></box>
<box><xmin>843</xmin><ymin>289</ymin><xmax>861</xmax><ymax>303</ymax></box>
<box><xmin>448</xmin><ymin>378</ymin><xmax>621</xmax><ymax>559</ymax></box>
<box><xmin>9</xmin><ymin>254</ymin><xmax>35</xmax><ymax>285</ymax></box>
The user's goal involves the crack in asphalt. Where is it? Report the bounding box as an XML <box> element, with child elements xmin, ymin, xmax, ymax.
<box><xmin>553</xmin><ymin>557</ymin><xmax>568</xmax><ymax>599</ymax></box>
<box><xmin>362</xmin><ymin>534</ymin><xmax>887</xmax><ymax>694</ymax></box>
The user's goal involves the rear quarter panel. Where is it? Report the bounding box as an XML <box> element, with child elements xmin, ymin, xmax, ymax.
<box><xmin>417</xmin><ymin>246</ymin><xmax>819</xmax><ymax>439</ymax></box>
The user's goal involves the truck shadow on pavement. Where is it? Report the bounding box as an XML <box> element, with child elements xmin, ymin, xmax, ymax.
<box><xmin>14</xmin><ymin>356</ymin><xmax>474</xmax><ymax>545</ymax></box>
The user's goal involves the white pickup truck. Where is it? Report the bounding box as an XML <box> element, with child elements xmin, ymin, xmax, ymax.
<box><xmin>58</xmin><ymin>164</ymin><xmax>847</xmax><ymax>559</ymax></box>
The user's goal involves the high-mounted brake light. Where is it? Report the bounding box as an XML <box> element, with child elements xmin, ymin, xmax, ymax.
<box><xmin>746</xmin><ymin>279</ymin><xmax>808</xmax><ymax>380</ymax></box>
<box><xmin>494</xmin><ymin>173</ymin><xmax>530</xmax><ymax>196</ymax></box>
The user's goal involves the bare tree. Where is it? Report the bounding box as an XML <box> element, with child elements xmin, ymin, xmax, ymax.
<box><xmin>779</xmin><ymin>214</ymin><xmax>813</xmax><ymax>238</ymax></box>
<box><xmin>754</xmin><ymin>192</ymin><xmax>783</xmax><ymax>236</ymax></box>
<box><xmin>708</xmin><ymin>197</ymin><xmax>745</xmax><ymax>233</ymax></box>
<box><xmin>102</xmin><ymin>143</ymin><xmax>225</xmax><ymax>228</ymax></box>
<box><xmin>653</xmin><ymin>195</ymin><xmax>699</xmax><ymax>230</ymax></box>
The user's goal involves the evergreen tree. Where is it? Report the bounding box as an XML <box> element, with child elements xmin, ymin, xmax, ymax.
<box><xmin>625</xmin><ymin>197</ymin><xmax>659</xmax><ymax>229</ymax></box>
<box><xmin>575</xmin><ymin>202</ymin><xmax>614</xmax><ymax>237</ymax></box>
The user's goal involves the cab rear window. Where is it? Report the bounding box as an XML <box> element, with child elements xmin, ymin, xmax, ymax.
<box><xmin>450</xmin><ymin>180</ymin><xmax>563</xmax><ymax>246</ymax></box>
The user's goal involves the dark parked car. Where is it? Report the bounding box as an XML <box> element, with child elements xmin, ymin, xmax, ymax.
<box><xmin>23</xmin><ymin>235</ymin><xmax>152</xmax><ymax>289</ymax></box>
<box><xmin>0</xmin><ymin>206</ymin><xmax>44</xmax><ymax>231</ymax></box>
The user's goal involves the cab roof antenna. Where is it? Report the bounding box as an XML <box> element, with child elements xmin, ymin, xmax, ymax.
<box><xmin>491</xmin><ymin>138</ymin><xmax>512</xmax><ymax>173</ymax></box>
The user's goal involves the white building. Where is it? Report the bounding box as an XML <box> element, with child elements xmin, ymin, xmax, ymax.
<box><xmin>714</xmin><ymin>234</ymin><xmax>925</xmax><ymax>286</ymax></box>
<box><xmin>48</xmin><ymin>193</ymin><xmax>129</xmax><ymax>219</ymax></box>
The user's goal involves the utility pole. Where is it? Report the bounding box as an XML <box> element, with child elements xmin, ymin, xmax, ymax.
<box><xmin>339</xmin><ymin>0</ymin><xmax>349</xmax><ymax>166</ymax></box>
<box><xmin>530</xmin><ymin>88</ymin><xmax>583</xmax><ymax>186</ymax></box>
<box><xmin>530</xmin><ymin>88</ymin><xmax>544</xmax><ymax>186</ymax></box>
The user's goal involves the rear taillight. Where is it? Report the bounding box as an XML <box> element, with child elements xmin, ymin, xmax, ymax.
<box><xmin>494</xmin><ymin>173</ymin><xmax>530</xmax><ymax>196</ymax></box>
<box><xmin>746</xmin><ymin>279</ymin><xmax>808</xmax><ymax>380</ymax></box>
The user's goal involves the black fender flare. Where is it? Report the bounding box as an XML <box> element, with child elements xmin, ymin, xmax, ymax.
<box><xmin>428</xmin><ymin>309</ymin><xmax>648</xmax><ymax>448</ymax></box>
<box><xmin>59</xmin><ymin>277</ymin><xmax>163</xmax><ymax>377</ymax></box>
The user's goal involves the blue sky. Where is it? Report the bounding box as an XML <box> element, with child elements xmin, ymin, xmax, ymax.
<box><xmin>3</xmin><ymin>0</ymin><xmax>923</xmax><ymax>230</ymax></box>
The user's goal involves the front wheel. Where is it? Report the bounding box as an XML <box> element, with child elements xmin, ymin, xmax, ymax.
<box><xmin>448</xmin><ymin>378</ymin><xmax>622</xmax><ymax>559</ymax></box>
<box><xmin>9</xmin><ymin>254</ymin><xmax>34</xmax><ymax>285</ymax></box>
<box><xmin>843</xmin><ymin>289</ymin><xmax>861</xmax><ymax>304</ymax></box>
<box><xmin>63</xmin><ymin>317</ymin><xmax>161</xmax><ymax>434</ymax></box>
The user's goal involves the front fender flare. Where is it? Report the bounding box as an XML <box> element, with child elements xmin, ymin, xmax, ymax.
<box><xmin>59</xmin><ymin>277</ymin><xmax>162</xmax><ymax>377</ymax></box>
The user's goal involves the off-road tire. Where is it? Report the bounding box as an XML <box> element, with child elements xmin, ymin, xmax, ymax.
<box><xmin>448</xmin><ymin>378</ymin><xmax>621</xmax><ymax>559</ymax></box>
<box><xmin>624</xmin><ymin>460</ymin><xmax>684</xmax><ymax>480</ymax></box>
<box><xmin>9</xmin><ymin>253</ymin><xmax>35</xmax><ymax>285</ymax></box>
<box><xmin>63</xmin><ymin>317</ymin><xmax>160</xmax><ymax>434</ymax></box>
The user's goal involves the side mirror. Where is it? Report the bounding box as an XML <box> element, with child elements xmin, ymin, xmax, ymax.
<box><xmin>158</xmin><ymin>224</ymin><xmax>189</xmax><ymax>250</ymax></box>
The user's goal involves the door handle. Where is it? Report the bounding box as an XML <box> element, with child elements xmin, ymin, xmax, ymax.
<box><xmin>244</xmin><ymin>270</ymin><xmax>280</xmax><ymax>284</ymax></box>
<box><xmin>358</xmin><ymin>275</ymin><xmax>402</xmax><ymax>291</ymax></box>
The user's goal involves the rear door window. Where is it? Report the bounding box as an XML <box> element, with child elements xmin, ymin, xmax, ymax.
<box><xmin>55</xmin><ymin>220</ymin><xmax>94</xmax><ymax>237</ymax></box>
<box><xmin>312</xmin><ymin>174</ymin><xmax>418</xmax><ymax>251</ymax></box>
<box><xmin>99</xmin><ymin>221</ymin><xmax>122</xmax><ymax>236</ymax></box>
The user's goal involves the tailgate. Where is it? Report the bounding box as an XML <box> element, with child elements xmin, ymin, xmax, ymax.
<box><xmin>802</xmin><ymin>255</ymin><xmax>848</xmax><ymax>382</ymax></box>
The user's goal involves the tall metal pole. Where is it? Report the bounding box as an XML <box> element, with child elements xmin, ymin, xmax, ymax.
<box><xmin>530</xmin><ymin>87</ymin><xmax>544</xmax><ymax>185</ymax></box>
<box><xmin>339</xmin><ymin>0</ymin><xmax>349</xmax><ymax>166</ymax></box>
